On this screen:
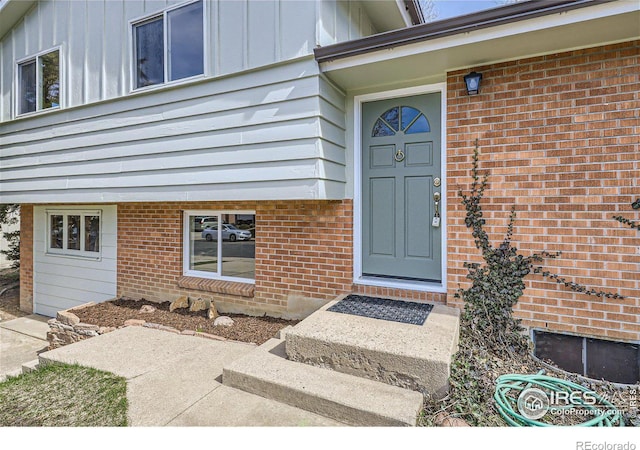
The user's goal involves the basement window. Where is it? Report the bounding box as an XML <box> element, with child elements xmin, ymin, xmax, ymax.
<box><xmin>183</xmin><ymin>211</ymin><xmax>255</xmax><ymax>283</ymax></box>
<box><xmin>533</xmin><ymin>330</ymin><xmax>640</xmax><ymax>384</ymax></box>
<box><xmin>47</xmin><ymin>210</ymin><xmax>101</xmax><ymax>258</ymax></box>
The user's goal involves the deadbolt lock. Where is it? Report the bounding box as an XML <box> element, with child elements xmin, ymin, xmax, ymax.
<box><xmin>434</xmin><ymin>177</ymin><xmax>441</xmax><ymax>187</ymax></box>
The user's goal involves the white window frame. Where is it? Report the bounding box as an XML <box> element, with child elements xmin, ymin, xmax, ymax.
<box><xmin>14</xmin><ymin>46</ymin><xmax>63</xmax><ymax>118</ymax></box>
<box><xmin>129</xmin><ymin>0</ymin><xmax>207</xmax><ymax>93</ymax></box>
<box><xmin>183</xmin><ymin>210</ymin><xmax>255</xmax><ymax>284</ymax></box>
<box><xmin>46</xmin><ymin>209</ymin><xmax>102</xmax><ymax>260</ymax></box>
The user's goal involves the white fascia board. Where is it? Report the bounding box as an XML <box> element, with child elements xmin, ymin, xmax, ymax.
<box><xmin>320</xmin><ymin>1</ymin><xmax>640</xmax><ymax>72</ymax></box>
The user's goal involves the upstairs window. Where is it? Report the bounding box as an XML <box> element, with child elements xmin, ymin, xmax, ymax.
<box><xmin>17</xmin><ymin>49</ymin><xmax>60</xmax><ymax>115</ymax></box>
<box><xmin>133</xmin><ymin>0</ymin><xmax>204</xmax><ymax>89</ymax></box>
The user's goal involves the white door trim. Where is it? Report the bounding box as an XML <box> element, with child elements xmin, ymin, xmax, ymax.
<box><xmin>353</xmin><ymin>82</ymin><xmax>447</xmax><ymax>294</ymax></box>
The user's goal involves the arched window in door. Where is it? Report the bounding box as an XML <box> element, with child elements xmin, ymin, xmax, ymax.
<box><xmin>371</xmin><ymin>106</ymin><xmax>430</xmax><ymax>137</ymax></box>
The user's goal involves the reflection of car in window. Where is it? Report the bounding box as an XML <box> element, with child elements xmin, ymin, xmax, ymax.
<box><xmin>194</xmin><ymin>216</ymin><xmax>221</xmax><ymax>232</ymax></box>
<box><xmin>201</xmin><ymin>224</ymin><xmax>252</xmax><ymax>242</ymax></box>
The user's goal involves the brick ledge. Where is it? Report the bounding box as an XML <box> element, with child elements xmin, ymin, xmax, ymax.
<box><xmin>177</xmin><ymin>276</ymin><xmax>255</xmax><ymax>298</ymax></box>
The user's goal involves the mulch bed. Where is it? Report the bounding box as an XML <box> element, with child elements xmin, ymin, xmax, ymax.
<box><xmin>73</xmin><ymin>297</ymin><xmax>298</xmax><ymax>345</ymax></box>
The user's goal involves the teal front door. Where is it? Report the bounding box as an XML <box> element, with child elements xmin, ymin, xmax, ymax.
<box><xmin>362</xmin><ymin>93</ymin><xmax>442</xmax><ymax>282</ymax></box>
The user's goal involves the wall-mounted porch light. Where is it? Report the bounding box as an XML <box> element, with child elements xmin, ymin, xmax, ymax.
<box><xmin>464</xmin><ymin>71</ymin><xmax>483</xmax><ymax>95</ymax></box>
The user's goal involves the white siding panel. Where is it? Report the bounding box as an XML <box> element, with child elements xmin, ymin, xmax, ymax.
<box><xmin>53</xmin><ymin>0</ymin><xmax>69</xmax><ymax>45</ymax></box>
<box><xmin>144</xmin><ymin>0</ymin><xmax>170</xmax><ymax>15</ymax></box>
<box><xmin>85</xmin><ymin>1</ymin><xmax>104</xmax><ymax>104</ymax></box>
<box><xmin>68</xmin><ymin>1</ymin><xmax>86</xmax><ymax>107</ymax></box>
<box><xmin>33</xmin><ymin>205</ymin><xmax>117</xmax><ymax>317</ymax></box>
<box><xmin>0</xmin><ymin>57</ymin><xmax>347</xmax><ymax>202</ymax></box>
<box><xmin>318</xmin><ymin>0</ymin><xmax>377</xmax><ymax>46</ymax></box>
<box><xmin>248</xmin><ymin>1</ymin><xmax>277</xmax><ymax>69</ymax></box>
<box><xmin>279</xmin><ymin>0</ymin><xmax>316</xmax><ymax>60</ymax></box>
<box><xmin>1</xmin><ymin>68</ymin><xmax>321</xmax><ymax>145</ymax></box>
<box><xmin>2</xmin><ymin>0</ymin><xmax>327</xmax><ymax>119</ymax></box>
<box><xmin>104</xmin><ymin>0</ymin><xmax>125</xmax><ymax>100</ymax></box>
<box><xmin>36</xmin><ymin>272</ymin><xmax>118</xmax><ymax>296</ymax></box>
<box><xmin>217</xmin><ymin>0</ymin><xmax>246</xmax><ymax>75</ymax></box>
<box><xmin>318</xmin><ymin>0</ymin><xmax>336</xmax><ymax>48</ymax></box>
<box><xmin>2</xmin><ymin>139</ymin><xmax>323</xmax><ymax>180</ymax></box>
<box><xmin>0</xmin><ymin>40</ymin><xmax>11</xmax><ymax>121</ymax></box>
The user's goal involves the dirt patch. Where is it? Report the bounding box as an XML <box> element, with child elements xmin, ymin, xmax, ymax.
<box><xmin>0</xmin><ymin>268</ymin><xmax>26</xmax><ymax>322</ymax></box>
<box><xmin>73</xmin><ymin>297</ymin><xmax>298</xmax><ymax>345</ymax></box>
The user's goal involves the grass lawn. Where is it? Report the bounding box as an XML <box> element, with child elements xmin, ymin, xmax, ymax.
<box><xmin>0</xmin><ymin>363</ymin><xmax>128</xmax><ymax>426</ymax></box>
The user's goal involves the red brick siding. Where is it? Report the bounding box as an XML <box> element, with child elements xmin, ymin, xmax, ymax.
<box><xmin>117</xmin><ymin>200</ymin><xmax>354</xmax><ymax>316</ymax></box>
<box><xmin>446</xmin><ymin>40</ymin><xmax>640</xmax><ymax>341</ymax></box>
<box><xmin>19</xmin><ymin>204</ymin><xmax>33</xmax><ymax>313</ymax></box>
<box><xmin>352</xmin><ymin>284</ymin><xmax>445</xmax><ymax>304</ymax></box>
<box><xmin>255</xmin><ymin>201</ymin><xmax>353</xmax><ymax>306</ymax></box>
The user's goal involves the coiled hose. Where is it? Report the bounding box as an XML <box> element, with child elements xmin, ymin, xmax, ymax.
<box><xmin>494</xmin><ymin>370</ymin><xmax>624</xmax><ymax>426</ymax></box>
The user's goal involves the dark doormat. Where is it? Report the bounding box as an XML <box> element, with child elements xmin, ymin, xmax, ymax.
<box><xmin>327</xmin><ymin>294</ymin><xmax>433</xmax><ymax>325</ymax></box>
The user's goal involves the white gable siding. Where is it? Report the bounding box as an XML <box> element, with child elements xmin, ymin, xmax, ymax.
<box><xmin>0</xmin><ymin>57</ymin><xmax>347</xmax><ymax>203</ymax></box>
<box><xmin>318</xmin><ymin>0</ymin><xmax>377</xmax><ymax>47</ymax></box>
<box><xmin>0</xmin><ymin>0</ymin><xmax>374</xmax><ymax>121</ymax></box>
<box><xmin>33</xmin><ymin>205</ymin><xmax>117</xmax><ymax>317</ymax></box>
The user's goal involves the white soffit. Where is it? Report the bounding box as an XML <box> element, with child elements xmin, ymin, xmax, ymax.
<box><xmin>361</xmin><ymin>0</ymin><xmax>413</xmax><ymax>32</ymax></box>
<box><xmin>0</xmin><ymin>0</ymin><xmax>35</xmax><ymax>40</ymax></box>
<box><xmin>320</xmin><ymin>2</ymin><xmax>640</xmax><ymax>90</ymax></box>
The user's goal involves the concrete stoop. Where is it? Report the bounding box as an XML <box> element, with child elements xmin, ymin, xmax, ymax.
<box><xmin>223</xmin><ymin>337</ymin><xmax>424</xmax><ymax>426</ymax></box>
<box><xmin>223</xmin><ymin>299</ymin><xmax>460</xmax><ymax>426</ymax></box>
<box><xmin>285</xmin><ymin>300</ymin><xmax>460</xmax><ymax>399</ymax></box>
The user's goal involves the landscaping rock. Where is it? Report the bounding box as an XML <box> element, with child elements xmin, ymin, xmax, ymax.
<box><xmin>140</xmin><ymin>304</ymin><xmax>157</xmax><ymax>314</ymax></box>
<box><xmin>207</xmin><ymin>303</ymin><xmax>219</xmax><ymax>320</ymax></box>
<box><xmin>75</xmin><ymin>323</ymin><xmax>100</xmax><ymax>332</ymax></box>
<box><xmin>124</xmin><ymin>319</ymin><xmax>146</xmax><ymax>327</ymax></box>
<box><xmin>57</xmin><ymin>310</ymin><xmax>80</xmax><ymax>326</ymax></box>
<box><xmin>99</xmin><ymin>326</ymin><xmax>116</xmax><ymax>334</ymax></box>
<box><xmin>214</xmin><ymin>316</ymin><xmax>234</xmax><ymax>327</ymax></box>
<box><xmin>169</xmin><ymin>295</ymin><xmax>189</xmax><ymax>312</ymax></box>
<box><xmin>434</xmin><ymin>412</ymin><xmax>470</xmax><ymax>427</ymax></box>
<box><xmin>189</xmin><ymin>297</ymin><xmax>208</xmax><ymax>313</ymax></box>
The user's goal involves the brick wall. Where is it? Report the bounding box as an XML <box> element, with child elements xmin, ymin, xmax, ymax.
<box><xmin>446</xmin><ymin>40</ymin><xmax>640</xmax><ymax>342</ymax></box>
<box><xmin>117</xmin><ymin>200</ymin><xmax>354</xmax><ymax>317</ymax></box>
<box><xmin>352</xmin><ymin>284</ymin><xmax>445</xmax><ymax>304</ymax></box>
<box><xmin>19</xmin><ymin>204</ymin><xmax>33</xmax><ymax>313</ymax></box>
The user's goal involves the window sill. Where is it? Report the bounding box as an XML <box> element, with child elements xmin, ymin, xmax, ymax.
<box><xmin>178</xmin><ymin>276</ymin><xmax>255</xmax><ymax>298</ymax></box>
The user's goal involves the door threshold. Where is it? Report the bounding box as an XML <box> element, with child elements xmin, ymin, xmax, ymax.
<box><xmin>355</xmin><ymin>276</ymin><xmax>446</xmax><ymax>294</ymax></box>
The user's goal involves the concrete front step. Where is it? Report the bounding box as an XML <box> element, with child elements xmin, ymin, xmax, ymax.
<box><xmin>285</xmin><ymin>299</ymin><xmax>460</xmax><ymax>399</ymax></box>
<box><xmin>223</xmin><ymin>338</ymin><xmax>424</xmax><ymax>426</ymax></box>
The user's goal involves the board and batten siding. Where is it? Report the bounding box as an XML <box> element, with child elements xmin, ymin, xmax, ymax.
<box><xmin>32</xmin><ymin>205</ymin><xmax>117</xmax><ymax>317</ymax></box>
<box><xmin>0</xmin><ymin>57</ymin><xmax>348</xmax><ymax>203</ymax></box>
<box><xmin>0</xmin><ymin>0</ymin><xmax>375</xmax><ymax>122</ymax></box>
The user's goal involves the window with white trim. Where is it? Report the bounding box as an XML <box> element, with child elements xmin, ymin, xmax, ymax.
<box><xmin>47</xmin><ymin>210</ymin><xmax>101</xmax><ymax>258</ymax></box>
<box><xmin>183</xmin><ymin>212</ymin><xmax>256</xmax><ymax>282</ymax></box>
<box><xmin>17</xmin><ymin>49</ymin><xmax>60</xmax><ymax>115</ymax></box>
<box><xmin>132</xmin><ymin>0</ymin><xmax>204</xmax><ymax>89</ymax></box>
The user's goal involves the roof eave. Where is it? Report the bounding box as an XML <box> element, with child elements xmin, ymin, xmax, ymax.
<box><xmin>315</xmin><ymin>0</ymin><xmax>614</xmax><ymax>63</ymax></box>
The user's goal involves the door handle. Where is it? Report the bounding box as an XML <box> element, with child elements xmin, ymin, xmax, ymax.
<box><xmin>432</xmin><ymin>192</ymin><xmax>441</xmax><ymax>227</ymax></box>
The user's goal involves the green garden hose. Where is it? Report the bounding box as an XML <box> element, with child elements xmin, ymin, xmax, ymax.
<box><xmin>494</xmin><ymin>370</ymin><xmax>624</xmax><ymax>427</ymax></box>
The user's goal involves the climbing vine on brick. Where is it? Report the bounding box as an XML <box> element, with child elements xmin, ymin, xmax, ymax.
<box><xmin>455</xmin><ymin>140</ymin><xmax>622</xmax><ymax>350</ymax></box>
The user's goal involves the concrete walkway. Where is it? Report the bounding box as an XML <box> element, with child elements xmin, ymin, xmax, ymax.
<box><xmin>0</xmin><ymin>315</ymin><xmax>49</xmax><ymax>381</ymax></box>
<box><xmin>38</xmin><ymin>326</ymin><xmax>343</xmax><ymax>426</ymax></box>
